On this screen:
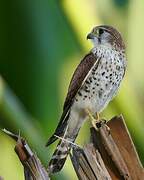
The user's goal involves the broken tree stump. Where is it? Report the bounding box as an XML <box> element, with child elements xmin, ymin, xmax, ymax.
<box><xmin>1</xmin><ymin>115</ymin><xmax>144</xmax><ymax>180</ymax></box>
<box><xmin>70</xmin><ymin>115</ymin><xmax>144</xmax><ymax>180</ymax></box>
<box><xmin>2</xmin><ymin>129</ymin><xmax>50</xmax><ymax>180</ymax></box>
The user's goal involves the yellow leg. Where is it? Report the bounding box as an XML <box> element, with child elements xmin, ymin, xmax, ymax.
<box><xmin>85</xmin><ymin>109</ymin><xmax>97</xmax><ymax>129</ymax></box>
<box><xmin>95</xmin><ymin>112</ymin><xmax>100</xmax><ymax>122</ymax></box>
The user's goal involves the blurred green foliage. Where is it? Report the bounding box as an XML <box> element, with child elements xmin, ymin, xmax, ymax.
<box><xmin>0</xmin><ymin>0</ymin><xmax>144</xmax><ymax>179</ymax></box>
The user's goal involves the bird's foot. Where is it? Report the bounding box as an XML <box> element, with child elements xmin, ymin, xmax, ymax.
<box><xmin>94</xmin><ymin>113</ymin><xmax>109</xmax><ymax>129</ymax></box>
<box><xmin>96</xmin><ymin>120</ymin><xmax>110</xmax><ymax>135</ymax></box>
<box><xmin>95</xmin><ymin>119</ymin><xmax>106</xmax><ymax>128</ymax></box>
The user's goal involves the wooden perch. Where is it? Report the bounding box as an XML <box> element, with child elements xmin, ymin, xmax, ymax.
<box><xmin>1</xmin><ymin>115</ymin><xmax>144</xmax><ymax>180</ymax></box>
<box><xmin>70</xmin><ymin>144</ymin><xmax>111</xmax><ymax>180</ymax></box>
<box><xmin>2</xmin><ymin>129</ymin><xmax>50</xmax><ymax>180</ymax></box>
<box><xmin>70</xmin><ymin>115</ymin><xmax>144</xmax><ymax>180</ymax></box>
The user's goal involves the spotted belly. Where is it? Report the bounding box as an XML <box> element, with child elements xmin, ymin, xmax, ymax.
<box><xmin>73</xmin><ymin>55</ymin><xmax>125</xmax><ymax>114</ymax></box>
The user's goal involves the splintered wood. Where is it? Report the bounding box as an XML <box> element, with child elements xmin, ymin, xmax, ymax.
<box><xmin>71</xmin><ymin>144</ymin><xmax>111</xmax><ymax>180</ymax></box>
<box><xmin>1</xmin><ymin>115</ymin><xmax>144</xmax><ymax>180</ymax></box>
<box><xmin>70</xmin><ymin>115</ymin><xmax>144</xmax><ymax>180</ymax></box>
<box><xmin>2</xmin><ymin>129</ymin><xmax>49</xmax><ymax>180</ymax></box>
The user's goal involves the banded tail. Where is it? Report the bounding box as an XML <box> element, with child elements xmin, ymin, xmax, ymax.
<box><xmin>48</xmin><ymin>136</ymin><xmax>73</xmax><ymax>174</ymax></box>
<box><xmin>47</xmin><ymin>105</ymin><xmax>86</xmax><ymax>174</ymax></box>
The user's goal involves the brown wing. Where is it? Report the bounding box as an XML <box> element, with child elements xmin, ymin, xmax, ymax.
<box><xmin>46</xmin><ymin>52</ymin><xmax>99</xmax><ymax>146</ymax></box>
<box><xmin>63</xmin><ymin>52</ymin><xmax>98</xmax><ymax>110</ymax></box>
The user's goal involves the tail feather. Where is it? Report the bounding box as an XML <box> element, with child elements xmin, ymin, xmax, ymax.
<box><xmin>47</xmin><ymin>108</ymin><xmax>85</xmax><ymax>173</ymax></box>
<box><xmin>45</xmin><ymin>135</ymin><xmax>57</xmax><ymax>147</ymax></box>
<box><xmin>46</xmin><ymin>109</ymin><xmax>70</xmax><ymax>147</ymax></box>
<box><xmin>48</xmin><ymin>139</ymin><xmax>71</xmax><ymax>174</ymax></box>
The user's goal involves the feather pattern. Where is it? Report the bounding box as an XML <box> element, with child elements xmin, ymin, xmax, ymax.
<box><xmin>46</xmin><ymin>52</ymin><xmax>97</xmax><ymax>146</ymax></box>
<box><xmin>46</xmin><ymin>25</ymin><xmax>126</xmax><ymax>174</ymax></box>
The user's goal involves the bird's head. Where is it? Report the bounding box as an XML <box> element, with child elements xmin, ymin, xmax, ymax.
<box><xmin>87</xmin><ymin>25</ymin><xmax>125</xmax><ymax>50</ymax></box>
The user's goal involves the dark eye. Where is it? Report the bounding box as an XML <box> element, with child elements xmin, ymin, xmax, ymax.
<box><xmin>99</xmin><ymin>29</ymin><xmax>104</xmax><ymax>35</ymax></box>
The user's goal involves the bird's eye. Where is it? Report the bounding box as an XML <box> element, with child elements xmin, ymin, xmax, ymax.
<box><xmin>99</xmin><ymin>29</ymin><xmax>104</xmax><ymax>35</ymax></box>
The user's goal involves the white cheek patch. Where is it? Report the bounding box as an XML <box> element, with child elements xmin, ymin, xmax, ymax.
<box><xmin>90</xmin><ymin>31</ymin><xmax>112</xmax><ymax>48</ymax></box>
<box><xmin>91</xmin><ymin>37</ymin><xmax>99</xmax><ymax>46</ymax></box>
<box><xmin>101</xmin><ymin>32</ymin><xmax>110</xmax><ymax>44</ymax></box>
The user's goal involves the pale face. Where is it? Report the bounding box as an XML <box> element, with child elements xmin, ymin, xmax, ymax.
<box><xmin>87</xmin><ymin>27</ymin><xmax>112</xmax><ymax>47</ymax></box>
<box><xmin>87</xmin><ymin>25</ymin><xmax>124</xmax><ymax>50</ymax></box>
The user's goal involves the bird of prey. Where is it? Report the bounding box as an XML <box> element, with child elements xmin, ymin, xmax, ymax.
<box><xmin>46</xmin><ymin>25</ymin><xmax>127</xmax><ymax>174</ymax></box>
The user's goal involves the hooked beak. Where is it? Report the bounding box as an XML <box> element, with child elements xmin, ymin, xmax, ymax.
<box><xmin>87</xmin><ymin>33</ymin><xmax>95</xmax><ymax>40</ymax></box>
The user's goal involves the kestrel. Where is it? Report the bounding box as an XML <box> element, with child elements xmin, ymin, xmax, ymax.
<box><xmin>46</xmin><ymin>25</ymin><xmax>127</xmax><ymax>173</ymax></box>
